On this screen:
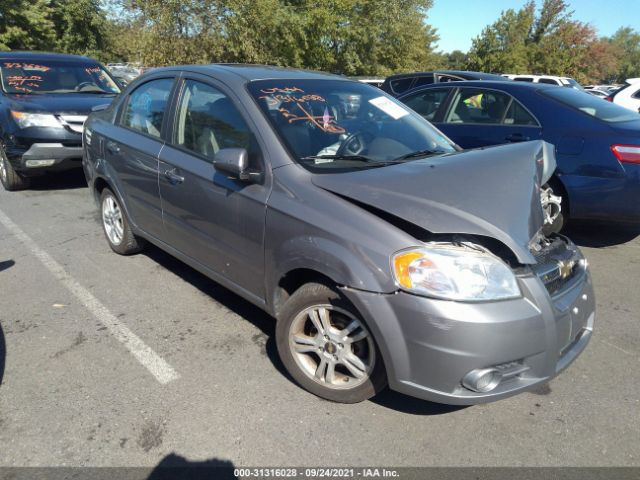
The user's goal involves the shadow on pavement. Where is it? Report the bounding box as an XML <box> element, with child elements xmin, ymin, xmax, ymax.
<box><xmin>28</xmin><ymin>168</ymin><xmax>87</xmax><ymax>191</ymax></box>
<box><xmin>147</xmin><ymin>453</ymin><xmax>236</xmax><ymax>480</ymax></box>
<box><xmin>565</xmin><ymin>222</ymin><xmax>640</xmax><ymax>248</ymax></box>
<box><xmin>0</xmin><ymin>259</ymin><xmax>15</xmax><ymax>272</ymax></box>
<box><xmin>371</xmin><ymin>389</ymin><xmax>466</xmax><ymax>416</ymax></box>
<box><xmin>142</xmin><ymin>244</ymin><xmax>288</xmax><ymax>380</ymax></box>
<box><xmin>0</xmin><ymin>320</ymin><xmax>5</xmax><ymax>387</ymax></box>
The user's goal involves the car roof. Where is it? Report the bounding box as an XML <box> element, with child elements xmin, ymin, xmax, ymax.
<box><xmin>0</xmin><ymin>51</ymin><xmax>100</xmax><ymax>64</ymax></box>
<box><xmin>398</xmin><ymin>79</ymin><xmax>558</xmax><ymax>97</ymax></box>
<box><xmin>385</xmin><ymin>70</ymin><xmax>505</xmax><ymax>81</ymax></box>
<box><xmin>151</xmin><ymin>64</ymin><xmax>345</xmax><ymax>83</ymax></box>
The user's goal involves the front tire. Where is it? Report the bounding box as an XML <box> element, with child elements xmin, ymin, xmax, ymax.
<box><xmin>0</xmin><ymin>148</ymin><xmax>30</xmax><ymax>191</ymax></box>
<box><xmin>100</xmin><ymin>188</ymin><xmax>145</xmax><ymax>255</ymax></box>
<box><xmin>276</xmin><ymin>283</ymin><xmax>387</xmax><ymax>403</ymax></box>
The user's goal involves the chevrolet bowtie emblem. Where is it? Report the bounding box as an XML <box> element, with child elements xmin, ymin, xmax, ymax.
<box><xmin>557</xmin><ymin>260</ymin><xmax>575</xmax><ymax>280</ymax></box>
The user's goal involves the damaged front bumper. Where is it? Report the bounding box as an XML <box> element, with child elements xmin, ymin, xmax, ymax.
<box><xmin>341</xmin><ymin>237</ymin><xmax>594</xmax><ymax>405</ymax></box>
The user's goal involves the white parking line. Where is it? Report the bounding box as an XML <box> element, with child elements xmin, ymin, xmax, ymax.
<box><xmin>0</xmin><ymin>208</ymin><xmax>180</xmax><ymax>385</ymax></box>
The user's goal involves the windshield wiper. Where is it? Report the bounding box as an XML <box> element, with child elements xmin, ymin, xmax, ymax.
<box><xmin>392</xmin><ymin>149</ymin><xmax>448</xmax><ymax>162</ymax></box>
<box><xmin>301</xmin><ymin>154</ymin><xmax>376</xmax><ymax>163</ymax></box>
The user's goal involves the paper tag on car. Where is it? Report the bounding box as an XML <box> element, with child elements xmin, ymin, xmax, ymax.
<box><xmin>368</xmin><ymin>96</ymin><xmax>409</xmax><ymax>120</ymax></box>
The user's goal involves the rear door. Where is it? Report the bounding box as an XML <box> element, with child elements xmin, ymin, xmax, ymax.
<box><xmin>107</xmin><ymin>76</ymin><xmax>177</xmax><ymax>239</ymax></box>
<box><xmin>158</xmin><ymin>74</ymin><xmax>270</xmax><ymax>301</ymax></box>
<box><xmin>436</xmin><ymin>87</ymin><xmax>542</xmax><ymax>149</ymax></box>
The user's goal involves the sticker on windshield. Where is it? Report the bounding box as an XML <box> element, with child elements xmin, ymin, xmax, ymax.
<box><xmin>368</xmin><ymin>96</ymin><xmax>409</xmax><ymax>120</ymax></box>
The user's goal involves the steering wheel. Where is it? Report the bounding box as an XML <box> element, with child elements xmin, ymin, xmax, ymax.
<box><xmin>76</xmin><ymin>82</ymin><xmax>97</xmax><ymax>91</ymax></box>
<box><xmin>336</xmin><ymin>131</ymin><xmax>374</xmax><ymax>156</ymax></box>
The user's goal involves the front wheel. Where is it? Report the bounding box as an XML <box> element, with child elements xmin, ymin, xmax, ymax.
<box><xmin>541</xmin><ymin>182</ymin><xmax>565</xmax><ymax>235</ymax></box>
<box><xmin>0</xmin><ymin>148</ymin><xmax>30</xmax><ymax>191</ymax></box>
<box><xmin>100</xmin><ymin>188</ymin><xmax>145</xmax><ymax>255</ymax></box>
<box><xmin>276</xmin><ymin>283</ymin><xmax>387</xmax><ymax>403</ymax></box>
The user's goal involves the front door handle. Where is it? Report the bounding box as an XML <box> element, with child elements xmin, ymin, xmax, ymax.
<box><xmin>505</xmin><ymin>133</ymin><xmax>529</xmax><ymax>142</ymax></box>
<box><xmin>164</xmin><ymin>168</ymin><xmax>185</xmax><ymax>184</ymax></box>
<box><xmin>106</xmin><ymin>140</ymin><xmax>120</xmax><ymax>154</ymax></box>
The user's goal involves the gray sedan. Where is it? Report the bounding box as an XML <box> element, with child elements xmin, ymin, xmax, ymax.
<box><xmin>82</xmin><ymin>65</ymin><xmax>594</xmax><ymax>404</ymax></box>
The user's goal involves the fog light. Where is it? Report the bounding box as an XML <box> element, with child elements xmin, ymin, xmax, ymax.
<box><xmin>25</xmin><ymin>159</ymin><xmax>55</xmax><ymax>167</ymax></box>
<box><xmin>462</xmin><ymin>368</ymin><xmax>502</xmax><ymax>393</ymax></box>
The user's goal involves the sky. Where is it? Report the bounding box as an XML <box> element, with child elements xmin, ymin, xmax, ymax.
<box><xmin>428</xmin><ymin>0</ymin><xmax>640</xmax><ymax>53</ymax></box>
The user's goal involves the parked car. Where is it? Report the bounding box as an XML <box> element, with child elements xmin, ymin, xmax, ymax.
<box><xmin>398</xmin><ymin>81</ymin><xmax>640</xmax><ymax>229</ymax></box>
<box><xmin>350</xmin><ymin>76</ymin><xmax>385</xmax><ymax>88</ymax></box>
<box><xmin>586</xmin><ymin>89</ymin><xmax>609</xmax><ymax>98</ymax></box>
<box><xmin>0</xmin><ymin>52</ymin><xmax>120</xmax><ymax>191</ymax></box>
<box><xmin>83</xmin><ymin>65</ymin><xmax>594</xmax><ymax>405</ymax></box>
<box><xmin>381</xmin><ymin>70</ymin><xmax>507</xmax><ymax>97</ymax></box>
<box><xmin>108</xmin><ymin>65</ymin><xmax>140</xmax><ymax>86</ymax></box>
<box><xmin>609</xmin><ymin>78</ymin><xmax>640</xmax><ymax>113</ymax></box>
<box><xmin>502</xmin><ymin>74</ymin><xmax>583</xmax><ymax>90</ymax></box>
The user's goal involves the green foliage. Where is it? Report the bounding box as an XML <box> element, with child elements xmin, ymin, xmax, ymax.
<box><xmin>608</xmin><ymin>27</ymin><xmax>640</xmax><ymax>82</ymax></box>
<box><xmin>466</xmin><ymin>0</ymin><xmax>619</xmax><ymax>83</ymax></box>
<box><xmin>104</xmin><ymin>0</ymin><xmax>441</xmax><ymax>75</ymax></box>
<box><xmin>0</xmin><ymin>0</ymin><xmax>57</xmax><ymax>51</ymax></box>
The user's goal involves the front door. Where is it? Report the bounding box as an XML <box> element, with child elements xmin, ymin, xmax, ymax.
<box><xmin>158</xmin><ymin>77</ymin><xmax>269</xmax><ymax>300</ymax></box>
<box><xmin>436</xmin><ymin>87</ymin><xmax>543</xmax><ymax>149</ymax></box>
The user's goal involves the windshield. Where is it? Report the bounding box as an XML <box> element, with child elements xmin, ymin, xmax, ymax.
<box><xmin>0</xmin><ymin>60</ymin><xmax>120</xmax><ymax>95</ymax></box>
<box><xmin>248</xmin><ymin>79</ymin><xmax>456</xmax><ymax>172</ymax></box>
<box><xmin>542</xmin><ymin>87</ymin><xmax>639</xmax><ymax>123</ymax></box>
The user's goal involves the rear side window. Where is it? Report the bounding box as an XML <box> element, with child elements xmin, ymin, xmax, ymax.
<box><xmin>390</xmin><ymin>77</ymin><xmax>415</xmax><ymax>94</ymax></box>
<box><xmin>413</xmin><ymin>75</ymin><xmax>435</xmax><ymax>87</ymax></box>
<box><xmin>504</xmin><ymin>100</ymin><xmax>538</xmax><ymax>126</ymax></box>
<box><xmin>121</xmin><ymin>78</ymin><xmax>174</xmax><ymax>138</ymax></box>
<box><xmin>173</xmin><ymin>80</ymin><xmax>253</xmax><ymax>161</ymax></box>
<box><xmin>542</xmin><ymin>87</ymin><xmax>640</xmax><ymax>123</ymax></box>
<box><xmin>513</xmin><ymin>77</ymin><xmax>534</xmax><ymax>82</ymax></box>
<box><xmin>539</xmin><ymin>78</ymin><xmax>559</xmax><ymax>85</ymax></box>
<box><xmin>632</xmin><ymin>88</ymin><xmax>640</xmax><ymax>100</ymax></box>
<box><xmin>402</xmin><ymin>88</ymin><xmax>449</xmax><ymax>120</ymax></box>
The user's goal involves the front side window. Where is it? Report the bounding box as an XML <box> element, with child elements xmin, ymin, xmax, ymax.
<box><xmin>248</xmin><ymin>79</ymin><xmax>456</xmax><ymax>173</ymax></box>
<box><xmin>173</xmin><ymin>80</ymin><xmax>253</xmax><ymax>160</ymax></box>
<box><xmin>121</xmin><ymin>78</ymin><xmax>174</xmax><ymax>138</ymax></box>
<box><xmin>402</xmin><ymin>88</ymin><xmax>449</xmax><ymax>120</ymax></box>
<box><xmin>444</xmin><ymin>89</ymin><xmax>535</xmax><ymax>125</ymax></box>
<box><xmin>0</xmin><ymin>60</ymin><xmax>120</xmax><ymax>95</ymax></box>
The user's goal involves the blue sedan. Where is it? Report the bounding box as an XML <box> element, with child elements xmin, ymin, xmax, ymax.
<box><xmin>398</xmin><ymin>81</ymin><xmax>640</xmax><ymax>228</ymax></box>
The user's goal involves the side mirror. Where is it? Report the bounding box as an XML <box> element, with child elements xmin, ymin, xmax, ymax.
<box><xmin>213</xmin><ymin>148</ymin><xmax>259</xmax><ymax>182</ymax></box>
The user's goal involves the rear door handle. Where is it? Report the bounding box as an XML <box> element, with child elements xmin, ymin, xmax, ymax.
<box><xmin>164</xmin><ymin>168</ymin><xmax>185</xmax><ymax>184</ymax></box>
<box><xmin>505</xmin><ymin>133</ymin><xmax>529</xmax><ymax>142</ymax></box>
<box><xmin>105</xmin><ymin>140</ymin><xmax>120</xmax><ymax>154</ymax></box>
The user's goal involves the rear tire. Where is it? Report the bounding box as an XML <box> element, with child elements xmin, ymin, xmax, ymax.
<box><xmin>100</xmin><ymin>188</ymin><xmax>145</xmax><ymax>255</ymax></box>
<box><xmin>0</xmin><ymin>148</ymin><xmax>30</xmax><ymax>191</ymax></box>
<box><xmin>276</xmin><ymin>282</ymin><xmax>387</xmax><ymax>403</ymax></box>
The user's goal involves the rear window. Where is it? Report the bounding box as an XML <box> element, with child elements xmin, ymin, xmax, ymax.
<box><xmin>542</xmin><ymin>88</ymin><xmax>639</xmax><ymax>123</ymax></box>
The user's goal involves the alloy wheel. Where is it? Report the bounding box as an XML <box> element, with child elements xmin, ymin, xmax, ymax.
<box><xmin>288</xmin><ymin>305</ymin><xmax>376</xmax><ymax>390</ymax></box>
<box><xmin>102</xmin><ymin>195</ymin><xmax>124</xmax><ymax>245</ymax></box>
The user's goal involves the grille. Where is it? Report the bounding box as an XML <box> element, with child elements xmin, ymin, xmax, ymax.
<box><xmin>57</xmin><ymin>115</ymin><xmax>87</xmax><ymax>134</ymax></box>
<box><xmin>531</xmin><ymin>237</ymin><xmax>583</xmax><ymax>296</ymax></box>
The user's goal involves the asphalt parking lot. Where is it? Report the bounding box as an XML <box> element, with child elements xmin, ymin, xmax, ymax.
<box><xmin>0</xmin><ymin>170</ymin><xmax>639</xmax><ymax>469</ymax></box>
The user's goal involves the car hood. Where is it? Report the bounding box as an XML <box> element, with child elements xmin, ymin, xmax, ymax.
<box><xmin>6</xmin><ymin>93</ymin><xmax>116</xmax><ymax>115</ymax></box>
<box><xmin>312</xmin><ymin>140</ymin><xmax>556</xmax><ymax>264</ymax></box>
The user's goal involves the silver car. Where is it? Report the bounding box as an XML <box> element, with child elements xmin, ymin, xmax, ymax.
<box><xmin>83</xmin><ymin>65</ymin><xmax>595</xmax><ymax>404</ymax></box>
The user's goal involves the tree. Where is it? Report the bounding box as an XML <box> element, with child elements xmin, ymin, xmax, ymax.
<box><xmin>608</xmin><ymin>27</ymin><xmax>640</xmax><ymax>82</ymax></box>
<box><xmin>467</xmin><ymin>0</ymin><xmax>619</xmax><ymax>83</ymax></box>
<box><xmin>444</xmin><ymin>50</ymin><xmax>468</xmax><ymax>70</ymax></box>
<box><xmin>0</xmin><ymin>0</ymin><xmax>57</xmax><ymax>51</ymax></box>
<box><xmin>51</xmin><ymin>0</ymin><xmax>109</xmax><ymax>59</ymax></box>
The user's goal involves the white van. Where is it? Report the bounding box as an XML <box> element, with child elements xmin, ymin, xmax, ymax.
<box><xmin>502</xmin><ymin>74</ymin><xmax>583</xmax><ymax>90</ymax></box>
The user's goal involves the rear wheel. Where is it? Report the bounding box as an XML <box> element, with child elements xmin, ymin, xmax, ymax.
<box><xmin>276</xmin><ymin>282</ymin><xmax>387</xmax><ymax>403</ymax></box>
<box><xmin>0</xmin><ymin>148</ymin><xmax>30</xmax><ymax>191</ymax></box>
<box><xmin>100</xmin><ymin>188</ymin><xmax>145</xmax><ymax>255</ymax></box>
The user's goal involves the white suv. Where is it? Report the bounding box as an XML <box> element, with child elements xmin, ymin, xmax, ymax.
<box><xmin>502</xmin><ymin>74</ymin><xmax>583</xmax><ymax>90</ymax></box>
<box><xmin>610</xmin><ymin>79</ymin><xmax>640</xmax><ymax>113</ymax></box>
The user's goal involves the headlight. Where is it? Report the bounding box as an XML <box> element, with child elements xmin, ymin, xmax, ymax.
<box><xmin>392</xmin><ymin>244</ymin><xmax>521</xmax><ymax>301</ymax></box>
<box><xmin>10</xmin><ymin>111</ymin><xmax>62</xmax><ymax>129</ymax></box>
